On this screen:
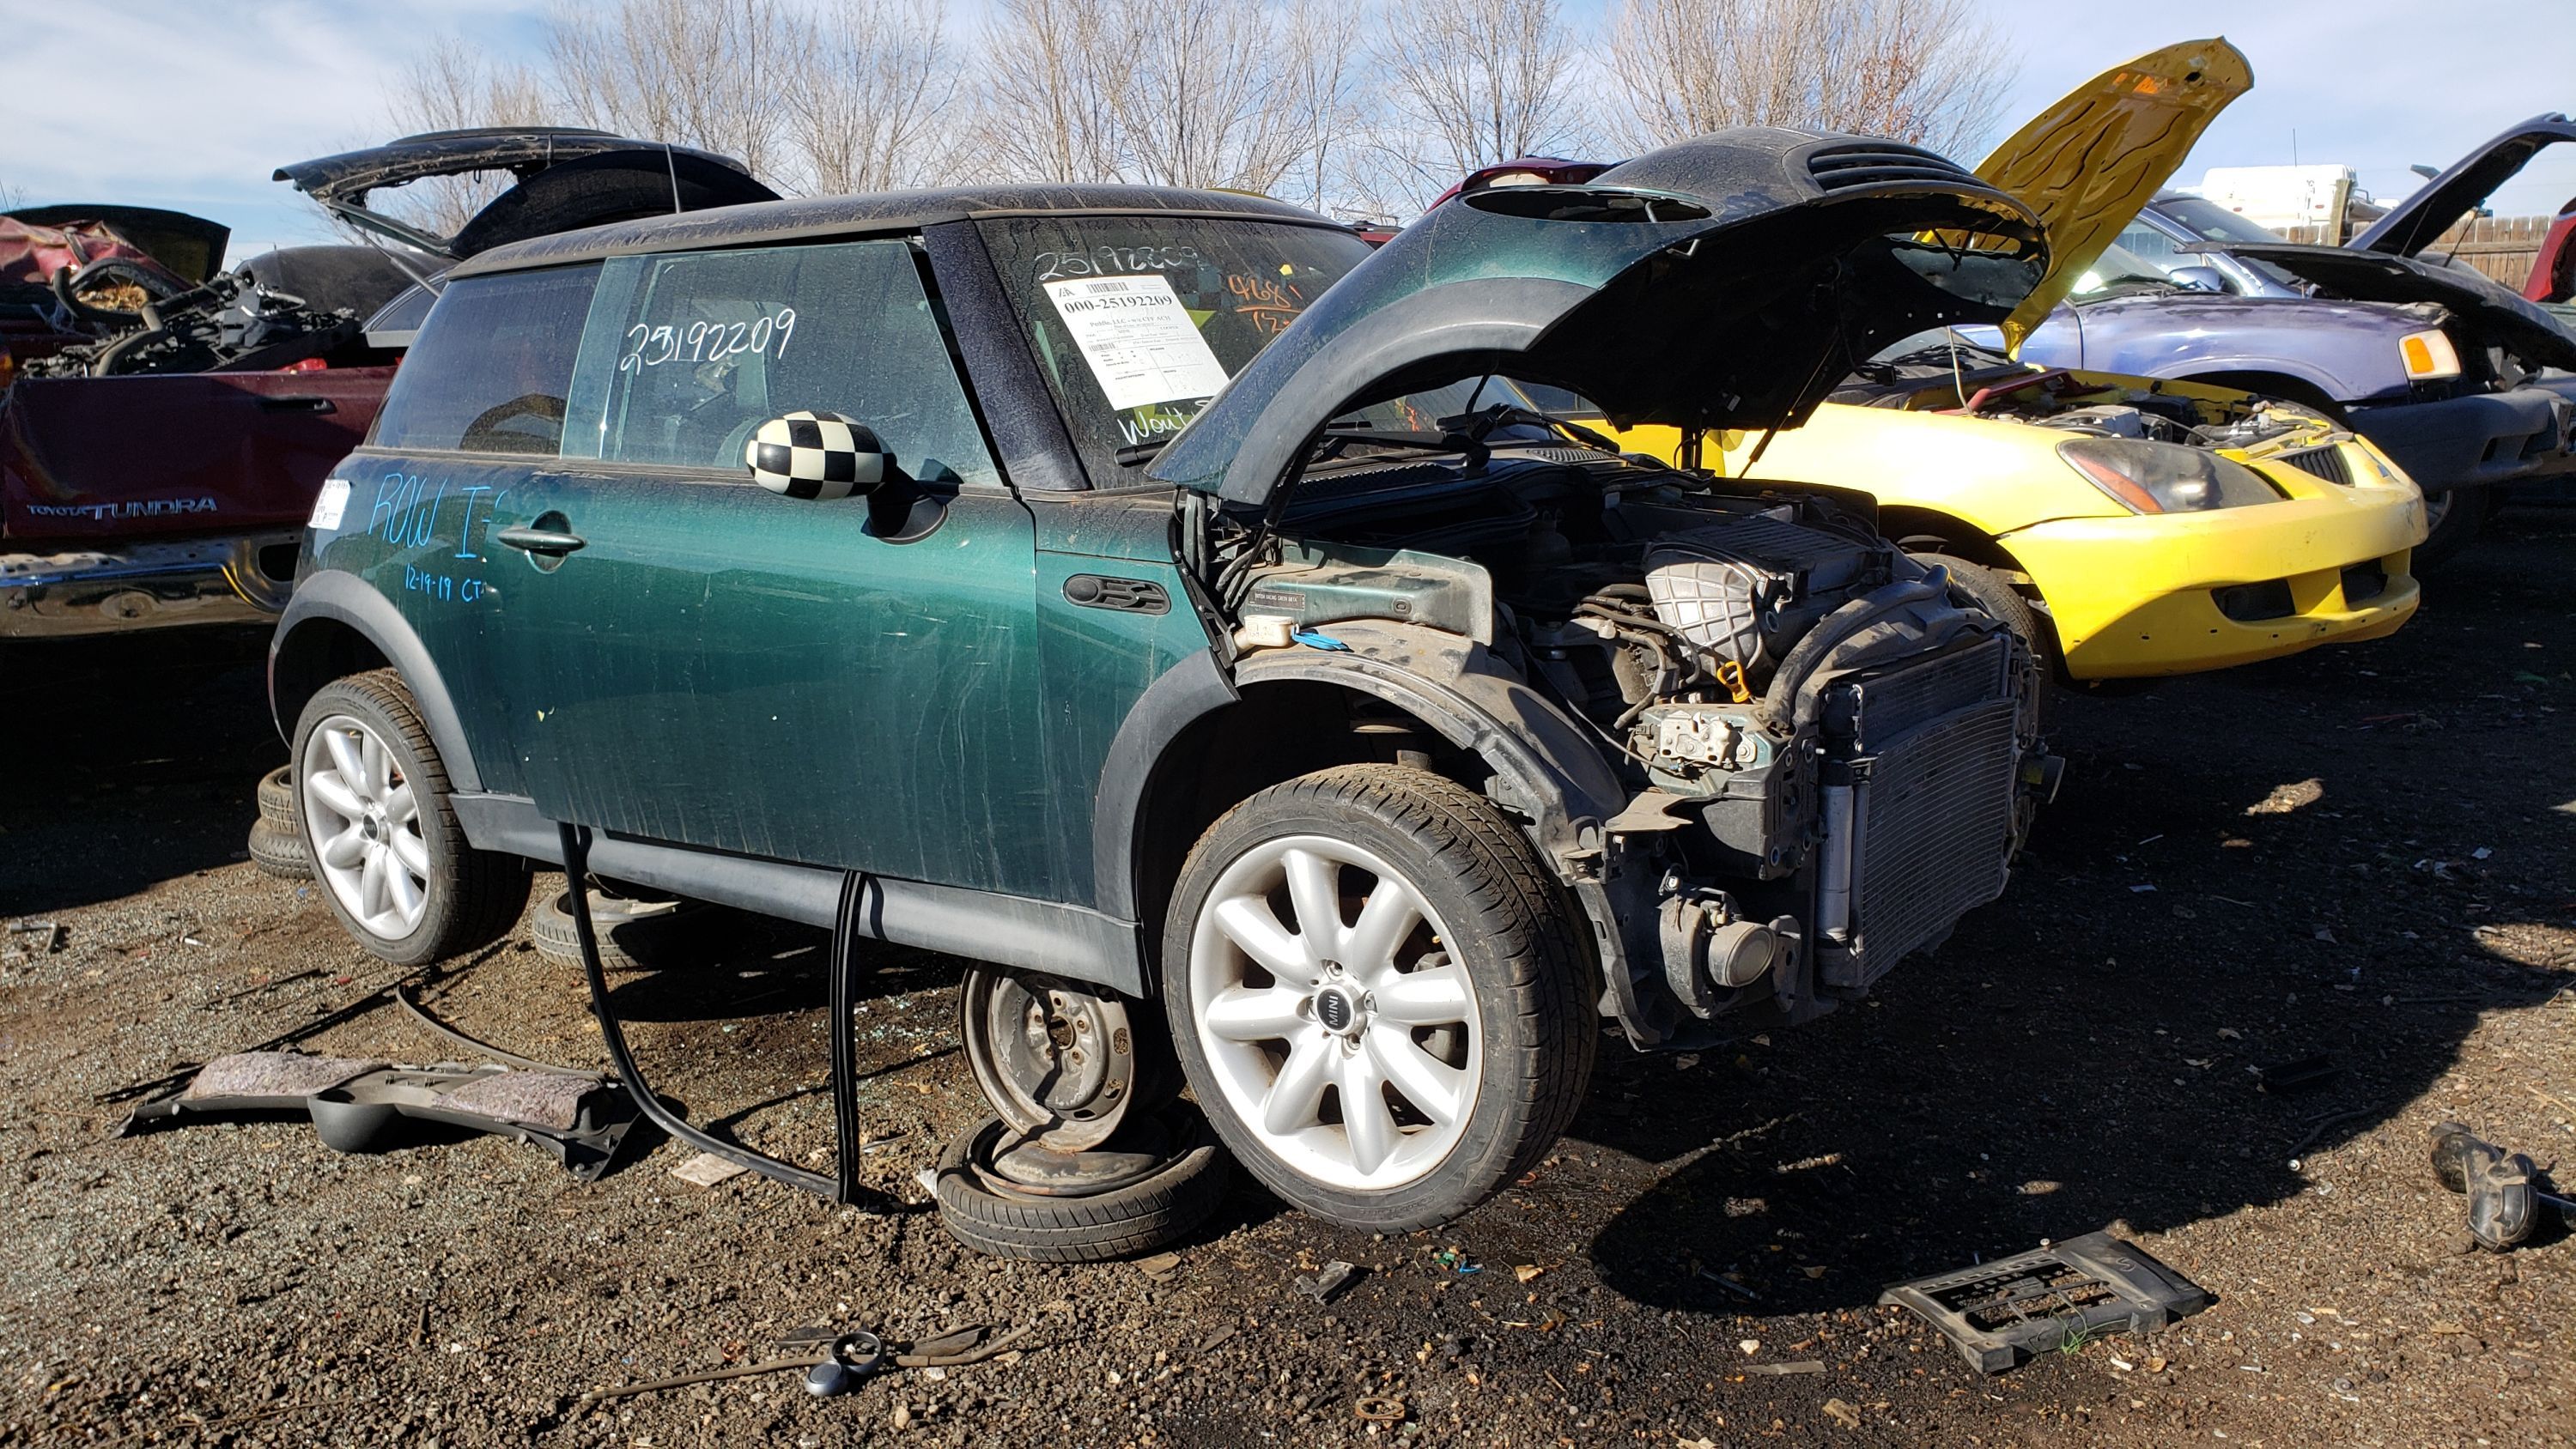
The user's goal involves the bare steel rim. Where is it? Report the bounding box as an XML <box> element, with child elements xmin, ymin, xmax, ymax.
<box><xmin>1187</xmin><ymin>834</ymin><xmax>1482</xmax><ymax>1192</ymax></box>
<box><xmin>300</xmin><ymin>712</ymin><xmax>430</xmax><ymax>940</ymax></box>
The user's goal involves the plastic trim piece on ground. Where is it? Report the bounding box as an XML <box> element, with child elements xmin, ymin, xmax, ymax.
<box><xmin>1878</xmin><ymin>1230</ymin><xmax>2210</xmax><ymax>1373</ymax></box>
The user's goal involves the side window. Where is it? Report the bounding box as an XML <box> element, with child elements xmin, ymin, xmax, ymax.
<box><xmin>370</xmin><ymin>265</ymin><xmax>598</xmax><ymax>455</ymax></box>
<box><xmin>2115</xmin><ymin>222</ymin><xmax>2183</xmax><ymax>270</ymax></box>
<box><xmin>565</xmin><ymin>241</ymin><xmax>1000</xmax><ymax>488</ymax></box>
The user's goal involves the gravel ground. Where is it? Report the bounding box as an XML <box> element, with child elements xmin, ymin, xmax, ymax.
<box><xmin>3</xmin><ymin>511</ymin><xmax>2571</xmax><ymax>1447</ymax></box>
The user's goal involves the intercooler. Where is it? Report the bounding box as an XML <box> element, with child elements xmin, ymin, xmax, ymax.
<box><xmin>1817</xmin><ymin>634</ymin><xmax>2021</xmax><ymax>991</ymax></box>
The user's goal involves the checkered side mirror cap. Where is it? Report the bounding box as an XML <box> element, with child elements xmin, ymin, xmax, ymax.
<box><xmin>744</xmin><ymin>410</ymin><xmax>892</xmax><ymax>500</ymax></box>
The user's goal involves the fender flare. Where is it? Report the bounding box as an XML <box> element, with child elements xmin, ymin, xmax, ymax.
<box><xmin>267</xmin><ymin>570</ymin><xmax>483</xmax><ymax>792</ymax></box>
<box><xmin>1090</xmin><ymin>621</ymin><xmax>1630</xmax><ymax>922</ymax></box>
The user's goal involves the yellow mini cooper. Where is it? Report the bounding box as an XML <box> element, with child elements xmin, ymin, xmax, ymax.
<box><xmin>1474</xmin><ymin>39</ymin><xmax>2425</xmax><ymax>683</ymax></box>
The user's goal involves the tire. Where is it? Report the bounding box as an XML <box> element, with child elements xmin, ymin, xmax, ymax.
<box><xmin>256</xmin><ymin>765</ymin><xmax>297</xmax><ymax>828</ymax></box>
<box><xmin>1916</xmin><ymin>551</ymin><xmax>2055</xmax><ymax>718</ymax></box>
<box><xmin>931</xmin><ymin>1114</ymin><xmax>1229</xmax><ymax>1262</ymax></box>
<box><xmin>246</xmin><ymin>817</ymin><xmax>311</xmax><ymax>880</ymax></box>
<box><xmin>2413</xmin><ymin>483</ymin><xmax>2492</xmax><ymax>573</ymax></box>
<box><xmin>529</xmin><ymin>887</ymin><xmax>717</xmax><ymax>971</ymax></box>
<box><xmin>1914</xmin><ymin>553</ymin><xmax>2043</xmax><ymax>658</ymax></box>
<box><xmin>292</xmin><ymin>670</ymin><xmax>529</xmax><ymax>966</ymax></box>
<box><xmin>1161</xmin><ymin>765</ymin><xmax>1595</xmax><ymax>1232</ymax></box>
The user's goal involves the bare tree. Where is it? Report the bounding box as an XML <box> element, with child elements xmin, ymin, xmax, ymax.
<box><xmin>785</xmin><ymin>0</ymin><xmax>963</xmax><ymax>194</ymax></box>
<box><xmin>1367</xmin><ymin>0</ymin><xmax>1587</xmax><ymax>209</ymax></box>
<box><xmin>967</xmin><ymin>0</ymin><xmax>1363</xmax><ymax>209</ymax></box>
<box><xmin>544</xmin><ymin>0</ymin><xmax>798</xmax><ymax>182</ymax></box>
<box><xmin>381</xmin><ymin>37</ymin><xmax>553</xmax><ymax>236</ymax></box>
<box><xmin>1604</xmin><ymin>0</ymin><xmax>2008</xmax><ymax>161</ymax></box>
<box><xmin>970</xmin><ymin>0</ymin><xmax>1126</xmax><ymax>184</ymax></box>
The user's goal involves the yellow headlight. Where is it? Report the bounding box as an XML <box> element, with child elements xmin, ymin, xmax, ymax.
<box><xmin>2399</xmin><ymin>329</ymin><xmax>2461</xmax><ymax>380</ymax></box>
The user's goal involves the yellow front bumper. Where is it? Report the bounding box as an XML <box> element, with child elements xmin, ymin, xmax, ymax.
<box><xmin>2005</xmin><ymin>484</ymin><xmax>2425</xmax><ymax>680</ymax></box>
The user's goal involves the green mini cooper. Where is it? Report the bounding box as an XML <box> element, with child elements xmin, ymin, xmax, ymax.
<box><xmin>273</xmin><ymin>130</ymin><xmax>2057</xmax><ymax>1229</ymax></box>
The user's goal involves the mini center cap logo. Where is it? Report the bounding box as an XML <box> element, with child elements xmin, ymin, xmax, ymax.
<box><xmin>1315</xmin><ymin>988</ymin><xmax>1355</xmax><ymax>1033</ymax></box>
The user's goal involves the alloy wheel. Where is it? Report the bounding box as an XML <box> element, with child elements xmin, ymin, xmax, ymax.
<box><xmin>301</xmin><ymin>713</ymin><xmax>431</xmax><ymax>940</ymax></box>
<box><xmin>1186</xmin><ymin>834</ymin><xmax>1482</xmax><ymax>1191</ymax></box>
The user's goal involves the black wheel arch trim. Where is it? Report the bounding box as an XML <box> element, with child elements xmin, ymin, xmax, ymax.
<box><xmin>269</xmin><ymin>569</ymin><xmax>483</xmax><ymax>793</ymax></box>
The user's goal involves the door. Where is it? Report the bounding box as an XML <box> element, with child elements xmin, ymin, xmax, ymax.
<box><xmin>482</xmin><ymin>239</ymin><xmax>1064</xmax><ymax>900</ymax></box>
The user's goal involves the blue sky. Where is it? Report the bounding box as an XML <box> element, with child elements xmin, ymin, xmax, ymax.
<box><xmin>3</xmin><ymin>0</ymin><xmax>2570</xmax><ymax>263</ymax></box>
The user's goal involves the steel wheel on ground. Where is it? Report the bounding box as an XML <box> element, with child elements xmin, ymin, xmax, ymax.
<box><xmin>1162</xmin><ymin>764</ymin><xmax>1595</xmax><ymax>1231</ymax></box>
<box><xmin>960</xmin><ymin>967</ymin><xmax>1177</xmax><ymax>1150</ymax></box>
<box><xmin>292</xmin><ymin>670</ymin><xmax>527</xmax><ymax>965</ymax></box>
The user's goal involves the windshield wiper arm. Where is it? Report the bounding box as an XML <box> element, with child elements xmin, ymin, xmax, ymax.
<box><xmin>1115</xmin><ymin>437</ymin><xmax>1174</xmax><ymax>467</ymax></box>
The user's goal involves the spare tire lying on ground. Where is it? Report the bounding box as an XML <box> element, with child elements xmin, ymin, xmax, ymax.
<box><xmin>931</xmin><ymin>1108</ymin><xmax>1229</xmax><ymax>1262</ymax></box>
<box><xmin>529</xmin><ymin>886</ymin><xmax>720</xmax><ymax>971</ymax></box>
<box><xmin>246</xmin><ymin>817</ymin><xmax>311</xmax><ymax>879</ymax></box>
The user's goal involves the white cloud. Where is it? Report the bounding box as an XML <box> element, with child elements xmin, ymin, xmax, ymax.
<box><xmin>0</xmin><ymin>0</ymin><xmax>550</xmax><ymax>259</ymax></box>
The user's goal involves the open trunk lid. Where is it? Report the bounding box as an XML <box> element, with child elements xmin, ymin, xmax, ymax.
<box><xmin>273</xmin><ymin>128</ymin><xmax>777</xmax><ymax>259</ymax></box>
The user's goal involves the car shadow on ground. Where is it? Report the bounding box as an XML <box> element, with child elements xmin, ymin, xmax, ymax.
<box><xmin>3</xmin><ymin>628</ymin><xmax>280</xmax><ymax>916</ymax></box>
<box><xmin>1581</xmin><ymin>506</ymin><xmax>2576</xmax><ymax>1315</ymax></box>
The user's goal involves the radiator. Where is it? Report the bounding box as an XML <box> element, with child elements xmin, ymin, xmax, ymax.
<box><xmin>1822</xmin><ymin>635</ymin><xmax>2021</xmax><ymax>990</ymax></box>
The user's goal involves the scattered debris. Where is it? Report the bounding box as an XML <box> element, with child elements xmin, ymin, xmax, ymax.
<box><xmin>1513</xmin><ymin>1264</ymin><xmax>1544</xmax><ymax>1283</ymax></box>
<box><xmin>2245</xmin><ymin>778</ymin><xmax>2323</xmax><ymax>815</ymax></box>
<box><xmin>1431</xmin><ymin>1246</ymin><xmax>1480</xmax><ymax>1274</ymax></box>
<box><xmin>1822</xmin><ymin>1397</ymin><xmax>1863</xmax><ymax>1428</ymax></box>
<box><xmin>1743</xmin><ymin>1361</ymin><xmax>1826</xmax><ymax>1376</ymax></box>
<box><xmin>7</xmin><ymin>920</ymin><xmax>66</xmax><ymax>953</ymax></box>
<box><xmin>1297</xmin><ymin>1261</ymin><xmax>1361</xmax><ymax>1303</ymax></box>
<box><xmin>673</xmin><ymin>1152</ymin><xmax>751</xmax><ymax>1187</ymax></box>
<box><xmin>1879</xmin><ymin>1232</ymin><xmax>2210</xmax><ymax>1374</ymax></box>
<box><xmin>121</xmin><ymin>1051</ymin><xmax>635</xmax><ymax>1179</ymax></box>
<box><xmin>1353</xmin><ymin>1394</ymin><xmax>1406</xmax><ymax>1422</ymax></box>
<box><xmin>1137</xmin><ymin>1252</ymin><xmax>1183</xmax><ymax>1283</ymax></box>
<box><xmin>2428</xmin><ymin>1121</ymin><xmax>2576</xmax><ymax>1252</ymax></box>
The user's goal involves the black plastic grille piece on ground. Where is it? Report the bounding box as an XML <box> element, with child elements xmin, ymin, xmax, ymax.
<box><xmin>1880</xmin><ymin>1231</ymin><xmax>2211</xmax><ymax>1374</ymax></box>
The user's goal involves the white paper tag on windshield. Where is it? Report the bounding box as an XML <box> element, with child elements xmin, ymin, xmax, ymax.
<box><xmin>308</xmin><ymin>477</ymin><xmax>350</xmax><ymax>530</ymax></box>
<box><xmin>1044</xmin><ymin>275</ymin><xmax>1230</xmax><ymax>411</ymax></box>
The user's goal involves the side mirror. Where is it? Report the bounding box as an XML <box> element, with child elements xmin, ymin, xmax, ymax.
<box><xmin>745</xmin><ymin>410</ymin><xmax>893</xmax><ymax>500</ymax></box>
<box><xmin>2167</xmin><ymin>264</ymin><xmax>2232</xmax><ymax>294</ymax></box>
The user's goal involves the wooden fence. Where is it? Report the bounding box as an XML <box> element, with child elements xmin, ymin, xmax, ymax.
<box><xmin>2281</xmin><ymin>214</ymin><xmax>2554</xmax><ymax>288</ymax></box>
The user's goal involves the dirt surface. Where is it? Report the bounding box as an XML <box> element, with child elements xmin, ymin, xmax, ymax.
<box><xmin>3</xmin><ymin>512</ymin><xmax>2571</xmax><ymax>1447</ymax></box>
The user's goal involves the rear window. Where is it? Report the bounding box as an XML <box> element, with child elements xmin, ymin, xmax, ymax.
<box><xmin>369</xmin><ymin>265</ymin><xmax>598</xmax><ymax>455</ymax></box>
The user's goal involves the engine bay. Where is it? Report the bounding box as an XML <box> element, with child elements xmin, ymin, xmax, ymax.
<box><xmin>1230</xmin><ymin>446</ymin><xmax>1900</xmax><ymax>758</ymax></box>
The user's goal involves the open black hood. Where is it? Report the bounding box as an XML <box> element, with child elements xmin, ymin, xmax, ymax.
<box><xmin>1151</xmin><ymin>127</ymin><xmax>2046</xmax><ymax>507</ymax></box>
<box><xmin>2352</xmin><ymin>114</ymin><xmax>2576</xmax><ymax>259</ymax></box>
<box><xmin>2216</xmin><ymin>241</ymin><xmax>2576</xmax><ymax>372</ymax></box>
<box><xmin>273</xmin><ymin>128</ymin><xmax>777</xmax><ymax>259</ymax></box>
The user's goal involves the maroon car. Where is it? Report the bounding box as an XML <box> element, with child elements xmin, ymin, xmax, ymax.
<box><xmin>1</xmin><ymin>128</ymin><xmax>772</xmax><ymax>640</ymax></box>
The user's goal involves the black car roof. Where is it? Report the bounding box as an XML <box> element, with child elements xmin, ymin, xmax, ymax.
<box><xmin>447</xmin><ymin>185</ymin><xmax>1343</xmax><ymax>279</ymax></box>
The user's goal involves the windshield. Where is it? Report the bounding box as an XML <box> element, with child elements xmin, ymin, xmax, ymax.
<box><xmin>977</xmin><ymin>215</ymin><xmax>1377</xmax><ymax>486</ymax></box>
<box><xmin>2154</xmin><ymin>196</ymin><xmax>2289</xmax><ymax>246</ymax></box>
<box><xmin>2068</xmin><ymin>241</ymin><xmax>2181</xmax><ymax>300</ymax></box>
